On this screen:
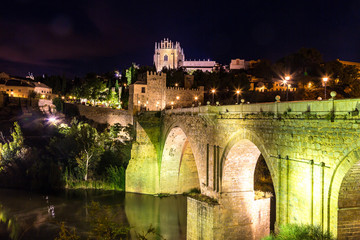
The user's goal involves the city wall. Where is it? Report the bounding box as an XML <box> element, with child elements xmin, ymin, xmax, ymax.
<box><xmin>165</xmin><ymin>86</ymin><xmax>204</xmax><ymax>108</ymax></box>
<box><xmin>64</xmin><ymin>103</ymin><xmax>132</xmax><ymax>126</ymax></box>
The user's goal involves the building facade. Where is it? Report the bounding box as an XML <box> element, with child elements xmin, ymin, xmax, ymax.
<box><xmin>154</xmin><ymin>38</ymin><xmax>216</xmax><ymax>72</ymax></box>
<box><xmin>0</xmin><ymin>72</ymin><xmax>52</xmax><ymax>98</ymax></box>
<box><xmin>129</xmin><ymin>71</ymin><xmax>204</xmax><ymax>114</ymax></box>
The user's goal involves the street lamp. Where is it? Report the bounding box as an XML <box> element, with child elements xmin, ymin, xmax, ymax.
<box><xmin>323</xmin><ymin>77</ymin><xmax>329</xmax><ymax>100</ymax></box>
<box><xmin>236</xmin><ymin>90</ymin><xmax>241</xmax><ymax>104</ymax></box>
<box><xmin>283</xmin><ymin>75</ymin><xmax>291</xmax><ymax>101</ymax></box>
<box><xmin>211</xmin><ymin>89</ymin><xmax>216</xmax><ymax>105</ymax></box>
<box><xmin>176</xmin><ymin>96</ymin><xmax>180</xmax><ymax>108</ymax></box>
<box><xmin>194</xmin><ymin>96</ymin><xmax>198</xmax><ymax>105</ymax></box>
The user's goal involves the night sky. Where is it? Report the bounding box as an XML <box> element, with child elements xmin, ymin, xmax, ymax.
<box><xmin>1</xmin><ymin>0</ymin><xmax>360</xmax><ymax>77</ymax></box>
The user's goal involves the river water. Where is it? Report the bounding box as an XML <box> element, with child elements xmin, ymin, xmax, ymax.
<box><xmin>0</xmin><ymin>188</ymin><xmax>187</xmax><ymax>240</ymax></box>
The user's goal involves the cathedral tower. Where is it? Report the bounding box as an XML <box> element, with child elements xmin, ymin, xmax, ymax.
<box><xmin>154</xmin><ymin>38</ymin><xmax>184</xmax><ymax>72</ymax></box>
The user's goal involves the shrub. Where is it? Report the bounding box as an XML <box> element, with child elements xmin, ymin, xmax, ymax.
<box><xmin>262</xmin><ymin>224</ymin><xmax>335</xmax><ymax>240</ymax></box>
<box><xmin>53</xmin><ymin>97</ymin><xmax>64</xmax><ymax>112</ymax></box>
<box><xmin>106</xmin><ymin>166</ymin><xmax>125</xmax><ymax>190</ymax></box>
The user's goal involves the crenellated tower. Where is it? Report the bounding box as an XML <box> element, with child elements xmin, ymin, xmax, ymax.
<box><xmin>154</xmin><ymin>38</ymin><xmax>184</xmax><ymax>72</ymax></box>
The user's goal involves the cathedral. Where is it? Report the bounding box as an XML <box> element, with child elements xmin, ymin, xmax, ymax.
<box><xmin>154</xmin><ymin>38</ymin><xmax>216</xmax><ymax>72</ymax></box>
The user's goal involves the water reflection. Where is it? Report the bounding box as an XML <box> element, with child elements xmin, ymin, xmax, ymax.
<box><xmin>0</xmin><ymin>189</ymin><xmax>187</xmax><ymax>239</ymax></box>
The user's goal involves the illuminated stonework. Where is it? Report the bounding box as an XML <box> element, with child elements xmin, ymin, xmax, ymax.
<box><xmin>128</xmin><ymin>71</ymin><xmax>204</xmax><ymax>114</ymax></box>
<box><xmin>154</xmin><ymin>38</ymin><xmax>216</xmax><ymax>72</ymax></box>
<box><xmin>126</xmin><ymin>99</ymin><xmax>360</xmax><ymax>239</ymax></box>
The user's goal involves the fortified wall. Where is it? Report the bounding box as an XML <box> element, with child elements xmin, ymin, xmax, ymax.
<box><xmin>64</xmin><ymin>103</ymin><xmax>132</xmax><ymax>126</ymax></box>
<box><xmin>129</xmin><ymin>71</ymin><xmax>204</xmax><ymax>114</ymax></box>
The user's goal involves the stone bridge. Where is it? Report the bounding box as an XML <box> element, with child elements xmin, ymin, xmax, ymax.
<box><xmin>126</xmin><ymin>98</ymin><xmax>360</xmax><ymax>240</ymax></box>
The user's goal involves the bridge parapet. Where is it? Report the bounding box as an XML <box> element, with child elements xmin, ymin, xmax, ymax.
<box><xmin>166</xmin><ymin>98</ymin><xmax>360</xmax><ymax>119</ymax></box>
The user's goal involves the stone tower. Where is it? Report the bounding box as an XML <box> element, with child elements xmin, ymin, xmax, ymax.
<box><xmin>146</xmin><ymin>71</ymin><xmax>166</xmax><ymax>110</ymax></box>
<box><xmin>154</xmin><ymin>38</ymin><xmax>184</xmax><ymax>72</ymax></box>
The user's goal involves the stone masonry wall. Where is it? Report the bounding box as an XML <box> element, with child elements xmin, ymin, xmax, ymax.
<box><xmin>187</xmin><ymin>197</ymin><xmax>221</xmax><ymax>240</ymax></box>
<box><xmin>165</xmin><ymin>86</ymin><xmax>204</xmax><ymax>108</ymax></box>
<box><xmin>253</xmin><ymin>198</ymin><xmax>271</xmax><ymax>240</ymax></box>
<box><xmin>127</xmin><ymin>98</ymin><xmax>360</xmax><ymax>238</ymax></box>
<box><xmin>337</xmin><ymin>161</ymin><xmax>360</xmax><ymax>239</ymax></box>
<box><xmin>65</xmin><ymin>103</ymin><xmax>132</xmax><ymax>126</ymax></box>
<box><xmin>126</xmin><ymin>113</ymin><xmax>161</xmax><ymax>194</ymax></box>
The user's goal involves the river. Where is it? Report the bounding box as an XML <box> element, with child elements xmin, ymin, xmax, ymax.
<box><xmin>0</xmin><ymin>188</ymin><xmax>187</xmax><ymax>239</ymax></box>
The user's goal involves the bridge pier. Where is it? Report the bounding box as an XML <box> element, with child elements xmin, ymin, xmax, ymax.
<box><xmin>187</xmin><ymin>192</ymin><xmax>270</xmax><ymax>240</ymax></box>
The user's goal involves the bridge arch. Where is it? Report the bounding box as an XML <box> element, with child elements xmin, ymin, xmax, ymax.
<box><xmin>328</xmin><ymin>147</ymin><xmax>360</xmax><ymax>238</ymax></box>
<box><xmin>159</xmin><ymin>126</ymin><xmax>200</xmax><ymax>194</ymax></box>
<box><xmin>220</xmin><ymin>129</ymin><xmax>276</xmax><ymax>192</ymax></box>
<box><xmin>219</xmin><ymin>129</ymin><xmax>276</xmax><ymax>239</ymax></box>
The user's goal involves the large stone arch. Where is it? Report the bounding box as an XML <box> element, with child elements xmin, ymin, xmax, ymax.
<box><xmin>159</xmin><ymin>125</ymin><xmax>200</xmax><ymax>194</ymax></box>
<box><xmin>218</xmin><ymin>129</ymin><xmax>276</xmax><ymax>240</ymax></box>
<box><xmin>220</xmin><ymin>128</ymin><xmax>276</xmax><ymax>191</ymax></box>
<box><xmin>328</xmin><ymin>147</ymin><xmax>360</xmax><ymax>238</ymax></box>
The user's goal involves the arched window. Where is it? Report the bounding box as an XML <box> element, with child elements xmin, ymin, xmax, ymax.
<box><xmin>164</xmin><ymin>55</ymin><xmax>168</xmax><ymax>62</ymax></box>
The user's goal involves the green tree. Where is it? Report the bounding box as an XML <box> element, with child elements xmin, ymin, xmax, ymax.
<box><xmin>49</xmin><ymin>121</ymin><xmax>104</xmax><ymax>181</ymax></box>
<box><xmin>0</xmin><ymin>122</ymin><xmax>26</xmax><ymax>167</ymax></box>
<box><xmin>72</xmin><ymin>122</ymin><xmax>103</xmax><ymax>181</ymax></box>
<box><xmin>324</xmin><ymin>60</ymin><xmax>360</xmax><ymax>98</ymax></box>
<box><xmin>71</xmin><ymin>73</ymin><xmax>107</xmax><ymax>101</ymax></box>
<box><xmin>125</xmin><ymin>63</ymin><xmax>138</xmax><ymax>85</ymax></box>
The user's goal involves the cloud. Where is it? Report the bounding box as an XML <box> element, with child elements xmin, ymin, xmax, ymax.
<box><xmin>0</xmin><ymin>20</ymin><xmax>125</xmax><ymax>68</ymax></box>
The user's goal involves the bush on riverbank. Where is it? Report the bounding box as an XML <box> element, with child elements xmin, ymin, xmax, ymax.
<box><xmin>262</xmin><ymin>224</ymin><xmax>335</xmax><ymax>240</ymax></box>
<box><xmin>0</xmin><ymin>119</ymin><xmax>132</xmax><ymax>192</ymax></box>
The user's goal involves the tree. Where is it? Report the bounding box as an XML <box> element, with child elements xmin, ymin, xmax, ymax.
<box><xmin>324</xmin><ymin>60</ymin><xmax>360</xmax><ymax>98</ymax></box>
<box><xmin>125</xmin><ymin>63</ymin><xmax>138</xmax><ymax>85</ymax></box>
<box><xmin>71</xmin><ymin>73</ymin><xmax>107</xmax><ymax>101</ymax></box>
<box><xmin>49</xmin><ymin>121</ymin><xmax>104</xmax><ymax>181</ymax></box>
<box><xmin>0</xmin><ymin>122</ymin><xmax>27</xmax><ymax>168</ymax></box>
<box><xmin>72</xmin><ymin>122</ymin><xmax>103</xmax><ymax>181</ymax></box>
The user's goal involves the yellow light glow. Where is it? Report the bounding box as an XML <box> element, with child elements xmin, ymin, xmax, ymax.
<box><xmin>285</xmin><ymin>76</ymin><xmax>291</xmax><ymax>81</ymax></box>
<box><xmin>194</xmin><ymin>96</ymin><xmax>198</xmax><ymax>100</ymax></box>
<box><xmin>175</xmin><ymin>83</ymin><xmax>179</xmax><ymax>87</ymax></box>
<box><xmin>236</xmin><ymin>90</ymin><xmax>241</xmax><ymax>94</ymax></box>
<box><xmin>176</xmin><ymin>96</ymin><xmax>180</xmax><ymax>100</ymax></box>
<box><xmin>138</xmin><ymin>100</ymin><xmax>141</xmax><ymax>104</ymax></box>
<box><xmin>211</xmin><ymin>89</ymin><xmax>216</xmax><ymax>93</ymax></box>
<box><xmin>323</xmin><ymin>77</ymin><xmax>329</xmax><ymax>82</ymax></box>
<box><xmin>171</xmin><ymin>101</ymin><xmax>174</xmax><ymax>105</ymax></box>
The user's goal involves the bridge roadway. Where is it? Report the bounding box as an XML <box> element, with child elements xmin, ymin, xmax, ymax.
<box><xmin>126</xmin><ymin>98</ymin><xmax>360</xmax><ymax>240</ymax></box>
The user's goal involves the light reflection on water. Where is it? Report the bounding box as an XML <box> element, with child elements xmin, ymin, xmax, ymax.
<box><xmin>0</xmin><ymin>189</ymin><xmax>187</xmax><ymax>240</ymax></box>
